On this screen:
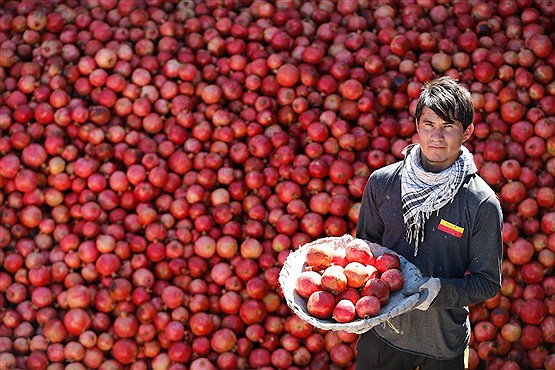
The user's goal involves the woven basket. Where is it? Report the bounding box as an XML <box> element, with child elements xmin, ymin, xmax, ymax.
<box><xmin>279</xmin><ymin>234</ymin><xmax>424</xmax><ymax>334</ymax></box>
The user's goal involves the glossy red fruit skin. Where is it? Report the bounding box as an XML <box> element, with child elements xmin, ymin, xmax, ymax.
<box><xmin>307</xmin><ymin>291</ymin><xmax>336</xmax><ymax>319</ymax></box>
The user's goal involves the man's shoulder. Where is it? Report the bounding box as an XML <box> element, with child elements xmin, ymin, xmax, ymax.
<box><xmin>465</xmin><ymin>174</ymin><xmax>502</xmax><ymax>208</ymax></box>
<box><xmin>370</xmin><ymin>160</ymin><xmax>403</xmax><ymax>179</ymax></box>
<box><xmin>467</xmin><ymin>173</ymin><xmax>497</xmax><ymax>195</ymax></box>
<box><xmin>367</xmin><ymin>161</ymin><xmax>403</xmax><ymax>189</ymax></box>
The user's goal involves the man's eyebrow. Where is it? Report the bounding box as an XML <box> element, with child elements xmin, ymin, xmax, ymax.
<box><xmin>421</xmin><ymin>116</ymin><xmax>455</xmax><ymax>125</ymax></box>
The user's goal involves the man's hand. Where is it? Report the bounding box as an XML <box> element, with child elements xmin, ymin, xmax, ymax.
<box><xmin>402</xmin><ymin>277</ymin><xmax>441</xmax><ymax>311</ymax></box>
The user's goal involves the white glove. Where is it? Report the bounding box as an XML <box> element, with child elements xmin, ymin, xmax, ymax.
<box><xmin>402</xmin><ymin>277</ymin><xmax>441</xmax><ymax>311</ymax></box>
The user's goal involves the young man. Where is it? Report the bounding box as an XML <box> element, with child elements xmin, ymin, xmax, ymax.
<box><xmin>355</xmin><ymin>76</ymin><xmax>503</xmax><ymax>370</ymax></box>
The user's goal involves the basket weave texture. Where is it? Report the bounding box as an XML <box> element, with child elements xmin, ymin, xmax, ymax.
<box><xmin>278</xmin><ymin>234</ymin><xmax>424</xmax><ymax>334</ymax></box>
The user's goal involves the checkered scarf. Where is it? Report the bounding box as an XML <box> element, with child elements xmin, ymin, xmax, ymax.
<box><xmin>401</xmin><ymin>144</ymin><xmax>477</xmax><ymax>256</ymax></box>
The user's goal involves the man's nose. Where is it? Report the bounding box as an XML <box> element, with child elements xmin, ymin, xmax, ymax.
<box><xmin>430</xmin><ymin>126</ymin><xmax>445</xmax><ymax>139</ymax></box>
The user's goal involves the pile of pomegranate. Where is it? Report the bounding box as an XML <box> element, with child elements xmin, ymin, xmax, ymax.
<box><xmin>0</xmin><ymin>0</ymin><xmax>553</xmax><ymax>369</ymax></box>
<box><xmin>295</xmin><ymin>238</ymin><xmax>404</xmax><ymax>323</ymax></box>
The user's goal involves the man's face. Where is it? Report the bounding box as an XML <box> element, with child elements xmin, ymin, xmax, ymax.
<box><xmin>416</xmin><ymin>106</ymin><xmax>473</xmax><ymax>173</ymax></box>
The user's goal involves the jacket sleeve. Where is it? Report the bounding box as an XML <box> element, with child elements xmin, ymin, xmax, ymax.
<box><xmin>433</xmin><ymin>194</ymin><xmax>503</xmax><ymax>308</ymax></box>
<box><xmin>356</xmin><ymin>172</ymin><xmax>385</xmax><ymax>245</ymax></box>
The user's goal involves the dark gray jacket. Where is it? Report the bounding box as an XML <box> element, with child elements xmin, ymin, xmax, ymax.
<box><xmin>356</xmin><ymin>160</ymin><xmax>503</xmax><ymax>359</ymax></box>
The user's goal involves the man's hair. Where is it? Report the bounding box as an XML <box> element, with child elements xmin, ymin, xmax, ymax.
<box><xmin>415</xmin><ymin>76</ymin><xmax>474</xmax><ymax>130</ymax></box>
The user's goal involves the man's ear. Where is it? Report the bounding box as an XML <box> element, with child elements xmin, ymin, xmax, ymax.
<box><xmin>463</xmin><ymin>123</ymin><xmax>474</xmax><ymax>142</ymax></box>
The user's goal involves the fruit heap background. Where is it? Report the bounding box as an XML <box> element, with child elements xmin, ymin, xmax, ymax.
<box><xmin>0</xmin><ymin>0</ymin><xmax>554</xmax><ymax>369</ymax></box>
